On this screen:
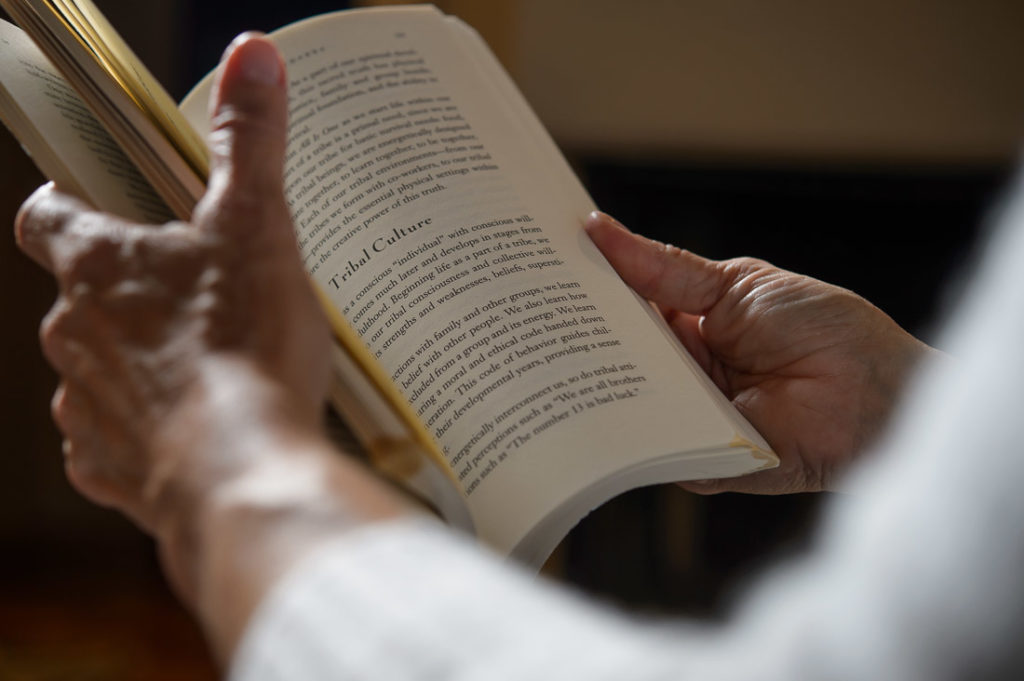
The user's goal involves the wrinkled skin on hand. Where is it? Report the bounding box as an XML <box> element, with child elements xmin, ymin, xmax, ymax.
<box><xmin>586</xmin><ymin>212</ymin><xmax>935</xmax><ymax>494</ymax></box>
<box><xmin>14</xmin><ymin>35</ymin><xmax>331</xmax><ymax>533</ymax></box>
<box><xmin>13</xmin><ymin>36</ymin><xmax>413</xmax><ymax>660</ymax></box>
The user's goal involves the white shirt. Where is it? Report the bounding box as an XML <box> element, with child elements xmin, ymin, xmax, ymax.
<box><xmin>231</xmin><ymin>177</ymin><xmax>1024</xmax><ymax>681</ymax></box>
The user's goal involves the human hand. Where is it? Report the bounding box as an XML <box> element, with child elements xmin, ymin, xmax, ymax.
<box><xmin>15</xmin><ymin>35</ymin><xmax>412</xmax><ymax>660</ymax></box>
<box><xmin>15</xmin><ymin>35</ymin><xmax>331</xmax><ymax>535</ymax></box>
<box><xmin>585</xmin><ymin>212</ymin><xmax>935</xmax><ymax>494</ymax></box>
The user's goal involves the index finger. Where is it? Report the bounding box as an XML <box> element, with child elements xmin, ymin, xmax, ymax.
<box><xmin>15</xmin><ymin>184</ymin><xmax>96</xmax><ymax>272</ymax></box>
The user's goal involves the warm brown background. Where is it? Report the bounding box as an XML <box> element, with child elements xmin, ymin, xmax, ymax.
<box><xmin>1</xmin><ymin>1</ymin><xmax>1022</xmax><ymax>678</ymax></box>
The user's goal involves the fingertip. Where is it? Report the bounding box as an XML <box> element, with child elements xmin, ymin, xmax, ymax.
<box><xmin>584</xmin><ymin>212</ymin><xmax>639</xmax><ymax>262</ymax></box>
<box><xmin>219</xmin><ymin>33</ymin><xmax>284</xmax><ymax>95</ymax></box>
<box><xmin>584</xmin><ymin>210</ymin><xmax>628</xmax><ymax>236</ymax></box>
<box><xmin>237</xmin><ymin>35</ymin><xmax>283</xmax><ymax>86</ymax></box>
<box><xmin>15</xmin><ymin>184</ymin><xmax>93</xmax><ymax>272</ymax></box>
<box><xmin>205</xmin><ymin>33</ymin><xmax>289</xmax><ymax>224</ymax></box>
<box><xmin>221</xmin><ymin>31</ymin><xmax>266</xmax><ymax>64</ymax></box>
<box><xmin>210</xmin><ymin>33</ymin><xmax>285</xmax><ymax>129</ymax></box>
<box><xmin>15</xmin><ymin>183</ymin><xmax>54</xmax><ymax>248</ymax></box>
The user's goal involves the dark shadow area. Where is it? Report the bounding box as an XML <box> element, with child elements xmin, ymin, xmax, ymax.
<box><xmin>175</xmin><ymin>0</ymin><xmax>353</xmax><ymax>97</ymax></box>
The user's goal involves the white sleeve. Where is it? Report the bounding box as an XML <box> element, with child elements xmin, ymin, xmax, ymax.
<box><xmin>232</xmin><ymin>177</ymin><xmax>1024</xmax><ymax>681</ymax></box>
<box><xmin>228</xmin><ymin>518</ymin><xmax>703</xmax><ymax>681</ymax></box>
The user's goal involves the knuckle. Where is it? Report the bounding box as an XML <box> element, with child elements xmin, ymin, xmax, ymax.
<box><xmin>210</xmin><ymin>188</ymin><xmax>271</xmax><ymax>224</ymax></box>
<box><xmin>209</xmin><ymin>107</ymin><xmax>281</xmax><ymax>142</ymax></box>
<box><xmin>39</xmin><ymin>317</ymin><xmax>72</xmax><ymax>372</ymax></box>
<box><xmin>725</xmin><ymin>256</ymin><xmax>774</xmax><ymax>278</ymax></box>
<box><xmin>209</xmin><ymin>115</ymin><xmax>284</xmax><ymax>174</ymax></box>
<box><xmin>58</xmin><ymin>217</ymin><xmax>149</xmax><ymax>287</ymax></box>
<box><xmin>137</xmin><ymin>223</ymin><xmax>204</xmax><ymax>276</ymax></box>
<box><xmin>50</xmin><ymin>384</ymin><xmax>76</xmax><ymax>435</ymax></box>
<box><xmin>60</xmin><ymin>231</ymin><xmax>119</xmax><ymax>284</ymax></box>
<box><xmin>50</xmin><ymin>385</ymin><xmax>65</xmax><ymax>423</ymax></box>
<box><xmin>720</xmin><ymin>257</ymin><xmax>778</xmax><ymax>296</ymax></box>
<box><xmin>154</xmin><ymin>220</ymin><xmax>196</xmax><ymax>244</ymax></box>
<box><xmin>39</xmin><ymin>301</ymin><xmax>70</xmax><ymax>354</ymax></box>
<box><xmin>722</xmin><ymin>257</ymin><xmax>754</xmax><ymax>275</ymax></box>
<box><xmin>39</xmin><ymin>296</ymin><xmax>95</xmax><ymax>373</ymax></box>
<box><xmin>206</xmin><ymin>112</ymin><xmax>287</xmax><ymax>195</ymax></box>
<box><xmin>202</xmin><ymin>188</ymin><xmax>289</xmax><ymax>242</ymax></box>
<box><xmin>643</xmin><ymin>248</ymin><xmax>673</xmax><ymax>294</ymax></box>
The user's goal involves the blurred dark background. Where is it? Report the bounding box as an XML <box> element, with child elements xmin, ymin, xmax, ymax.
<box><xmin>1</xmin><ymin>0</ymin><xmax>1021</xmax><ymax>677</ymax></box>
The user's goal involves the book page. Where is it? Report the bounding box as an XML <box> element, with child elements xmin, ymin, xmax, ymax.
<box><xmin>0</xmin><ymin>19</ymin><xmax>172</xmax><ymax>222</ymax></box>
<box><xmin>182</xmin><ymin>7</ymin><xmax>772</xmax><ymax>555</ymax></box>
<box><xmin>3</xmin><ymin>1</ymin><xmax>204</xmax><ymax>219</ymax></box>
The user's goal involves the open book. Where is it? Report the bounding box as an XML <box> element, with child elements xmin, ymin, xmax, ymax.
<box><xmin>0</xmin><ymin>2</ymin><xmax>776</xmax><ymax>567</ymax></box>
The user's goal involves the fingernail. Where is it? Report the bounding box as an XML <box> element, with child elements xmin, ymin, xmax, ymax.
<box><xmin>230</xmin><ymin>34</ymin><xmax>282</xmax><ymax>85</ymax></box>
<box><xmin>221</xmin><ymin>31</ymin><xmax>259</xmax><ymax>62</ymax></box>
<box><xmin>585</xmin><ymin>211</ymin><xmax>627</xmax><ymax>233</ymax></box>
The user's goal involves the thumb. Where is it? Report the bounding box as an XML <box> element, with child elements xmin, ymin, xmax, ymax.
<box><xmin>584</xmin><ymin>211</ymin><xmax>731</xmax><ymax>315</ymax></box>
<box><xmin>204</xmin><ymin>33</ymin><xmax>289</xmax><ymax>227</ymax></box>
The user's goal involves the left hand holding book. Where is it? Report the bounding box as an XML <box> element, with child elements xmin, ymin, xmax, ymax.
<box><xmin>15</xmin><ymin>34</ymin><xmax>414</xmax><ymax>659</ymax></box>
